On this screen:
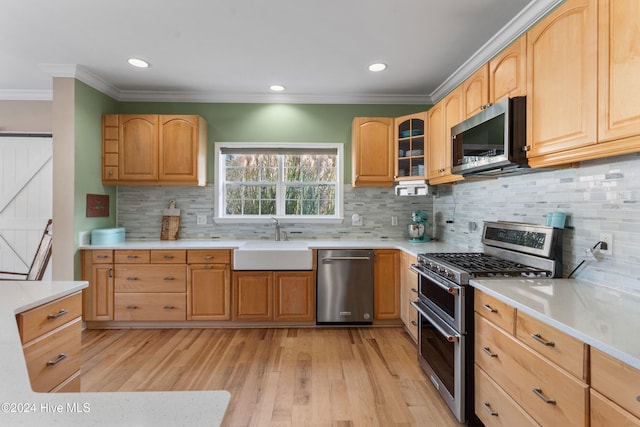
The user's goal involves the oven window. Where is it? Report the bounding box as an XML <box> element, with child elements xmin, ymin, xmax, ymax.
<box><xmin>420</xmin><ymin>314</ymin><xmax>455</xmax><ymax>396</ymax></box>
<box><xmin>419</xmin><ymin>274</ymin><xmax>455</xmax><ymax>319</ymax></box>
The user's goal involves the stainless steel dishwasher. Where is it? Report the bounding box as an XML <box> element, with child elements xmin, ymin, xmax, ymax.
<box><xmin>316</xmin><ymin>249</ymin><xmax>374</xmax><ymax>324</ymax></box>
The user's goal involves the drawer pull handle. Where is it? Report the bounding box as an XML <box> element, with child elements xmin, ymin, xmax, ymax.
<box><xmin>47</xmin><ymin>353</ymin><xmax>68</xmax><ymax>366</ymax></box>
<box><xmin>108</xmin><ymin>268</ymin><xmax>113</xmax><ymax>278</ymax></box>
<box><xmin>47</xmin><ymin>309</ymin><xmax>68</xmax><ymax>320</ymax></box>
<box><xmin>482</xmin><ymin>304</ymin><xmax>498</xmax><ymax>313</ymax></box>
<box><xmin>163</xmin><ymin>255</ymin><xmax>175</xmax><ymax>259</ymax></box>
<box><xmin>127</xmin><ymin>255</ymin><xmax>138</xmax><ymax>259</ymax></box>
<box><xmin>410</xmin><ymin>288</ymin><xmax>418</xmax><ymax>293</ymax></box>
<box><xmin>531</xmin><ymin>333</ymin><xmax>555</xmax><ymax>347</ymax></box>
<box><xmin>126</xmin><ymin>305</ymin><xmax>139</xmax><ymax>310</ymax></box>
<box><xmin>482</xmin><ymin>402</ymin><xmax>498</xmax><ymax>416</ymax></box>
<box><xmin>482</xmin><ymin>347</ymin><xmax>498</xmax><ymax>357</ymax></box>
<box><xmin>126</xmin><ymin>277</ymin><xmax>138</xmax><ymax>281</ymax></box>
<box><xmin>163</xmin><ymin>305</ymin><xmax>175</xmax><ymax>310</ymax></box>
<box><xmin>163</xmin><ymin>277</ymin><xmax>175</xmax><ymax>281</ymax></box>
<box><xmin>203</xmin><ymin>256</ymin><xmax>214</xmax><ymax>260</ymax></box>
<box><xmin>204</xmin><ymin>265</ymin><xmax>213</xmax><ymax>269</ymax></box>
<box><xmin>532</xmin><ymin>388</ymin><xmax>556</xmax><ymax>404</ymax></box>
<box><xmin>96</xmin><ymin>255</ymin><xmax>108</xmax><ymax>259</ymax></box>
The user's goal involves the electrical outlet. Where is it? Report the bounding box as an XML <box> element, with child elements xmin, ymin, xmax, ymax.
<box><xmin>196</xmin><ymin>215</ymin><xmax>207</xmax><ymax>225</ymax></box>
<box><xmin>599</xmin><ymin>232</ymin><xmax>612</xmax><ymax>255</ymax></box>
<box><xmin>391</xmin><ymin>216</ymin><xmax>398</xmax><ymax>226</ymax></box>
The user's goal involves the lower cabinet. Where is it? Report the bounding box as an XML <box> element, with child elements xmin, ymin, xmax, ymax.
<box><xmin>373</xmin><ymin>249</ymin><xmax>400</xmax><ymax>320</ymax></box>
<box><xmin>234</xmin><ymin>271</ymin><xmax>315</xmax><ymax>322</ymax></box>
<box><xmin>81</xmin><ymin>249</ymin><xmax>114</xmax><ymax>321</ymax></box>
<box><xmin>187</xmin><ymin>250</ymin><xmax>231</xmax><ymax>320</ymax></box>
<box><xmin>16</xmin><ymin>292</ymin><xmax>82</xmax><ymax>392</ymax></box>
<box><xmin>399</xmin><ymin>250</ymin><xmax>418</xmax><ymax>341</ymax></box>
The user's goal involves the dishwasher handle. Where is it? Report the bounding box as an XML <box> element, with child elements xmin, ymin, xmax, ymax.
<box><xmin>322</xmin><ymin>256</ymin><xmax>372</xmax><ymax>262</ymax></box>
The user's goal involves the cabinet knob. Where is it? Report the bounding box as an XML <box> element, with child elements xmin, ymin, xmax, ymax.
<box><xmin>163</xmin><ymin>305</ymin><xmax>175</xmax><ymax>310</ymax></box>
<box><xmin>203</xmin><ymin>256</ymin><xmax>214</xmax><ymax>260</ymax></box>
<box><xmin>163</xmin><ymin>277</ymin><xmax>175</xmax><ymax>281</ymax></box>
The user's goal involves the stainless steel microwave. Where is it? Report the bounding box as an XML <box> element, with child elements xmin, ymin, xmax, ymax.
<box><xmin>451</xmin><ymin>96</ymin><xmax>527</xmax><ymax>177</ymax></box>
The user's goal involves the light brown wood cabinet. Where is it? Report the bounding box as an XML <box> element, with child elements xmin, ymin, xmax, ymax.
<box><xmin>399</xmin><ymin>251</ymin><xmax>418</xmax><ymax>341</ymax></box>
<box><xmin>373</xmin><ymin>249</ymin><xmax>400</xmax><ymax>320</ymax></box>
<box><xmin>102</xmin><ymin>114</ymin><xmax>207</xmax><ymax>186</ymax></box>
<box><xmin>395</xmin><ymin>113</ymin><xmax>427</xmax><ymax>180</ymax></box>
<box><xmin>352</xmin><ymin>117</ymin><xmax>395</xmax><ymax>187</ymax></box>
<box><xmin>81</xmin><ymin>249</ymin><xmax>114</xmax><ymax>321</ymax></box>
<box><xmin>462</xmin><ymin>64</ymin><xmax>490</xmax><ymax>119</ymax></box>
<box><xmin>590</xmin><ymin>389</ymin><xmax>640</xmax><ymax>427</ymax></box>
<box><xmin>427</xmin><ymin>87</ymin><xmax>465</xmax><ymax>185</ymax></box>
<box><xmin>187</xmin><ymin>250</ymin><xmax>231</xmax><ymax>321</ymax></box>
<box><xmin>16</xmin><ymin>292</ymin><xmax>82</xmax><ymax>392</ymax></box>
<box><xmin>234</xmin><ymin>271</ymin><xmax>315</xmax><ymax>322</ymax></box>
<box><xmin>489</xmin><ymin>36</ymin><xmax>527</xmax><ymax>104</ymax></box>
<box><xmin>591</xmin><ymin>347</ymin><xmax>640</xmax><ymax>422</ymax></box>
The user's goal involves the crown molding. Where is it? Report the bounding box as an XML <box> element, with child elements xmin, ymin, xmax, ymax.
<box><xmin>429</xmin><ymin>0</ymin><xmax>564</xmax><ymax>103</ymax></box>
<box><xmin>0</xmin><ymin>90</ymin><xmax>52</xmax><ymax>101</ymax></box>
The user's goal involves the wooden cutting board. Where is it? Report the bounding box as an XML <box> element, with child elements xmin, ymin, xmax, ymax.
<box><xmin>160</xmin><ymin>200</ymin><xmax>180</xmax><ymax>240</ymax></box>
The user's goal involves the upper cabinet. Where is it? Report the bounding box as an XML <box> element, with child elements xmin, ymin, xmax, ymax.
<box><xmin>352</xmin><ymin>117</ymin><xmax>395</xmax><ymax>187</ymax></box>
<box><xmin>103</xmin><ymin>114</ymin><xmax>208</xmax><ymax>186</ymax></box>
<box><xmin>427</xmin><ymin>87</ymin><xmax>465</xmax><ymax>185</ymax></box>
<box><xmin>526</xmin><ymin>0</ymin><xmax>598</xmax><ymax>163</ymax></box>
<box><xmin>489</xmin><ymin>36</ymin><xmax>527</xmax><ymax>104</ymax></box>
<box><xmin>395</xmin><ymin>112</ymin><xmax>427</xmax><ymax>181</ymax></box>
<box><xmin>462</xmin><ymin>64</ymin><xmax>490</xmax><ymax>119</ymax></box>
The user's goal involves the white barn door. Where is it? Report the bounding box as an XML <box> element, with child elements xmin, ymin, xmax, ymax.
<box><xmin>0</xmin><ymin>134</ymin><xmax>53</xmax><ymax>279</ymax></box>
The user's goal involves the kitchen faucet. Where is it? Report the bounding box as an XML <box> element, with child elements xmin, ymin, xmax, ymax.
<box><xmin>272</xmin><ymin>217</ymin><xmax>282</xmax><ymax>241</ymax></box>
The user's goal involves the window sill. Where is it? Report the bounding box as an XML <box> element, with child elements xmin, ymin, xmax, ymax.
<box><xmin>213</xmin><ymin>216</ymin><xmax>344</xmax><ymax>225</ymax></box>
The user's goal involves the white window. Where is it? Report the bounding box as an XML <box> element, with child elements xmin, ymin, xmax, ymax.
<box><xmin>214</xmin><ymin>142</ymin><xmax>343</xmax><ymax>223</ymax></box>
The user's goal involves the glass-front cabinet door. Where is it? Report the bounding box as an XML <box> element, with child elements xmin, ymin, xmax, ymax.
<box><xmin>395</xmin><ymin>112</ymin><xmax>427</xmax><ymax>181</ymax></box>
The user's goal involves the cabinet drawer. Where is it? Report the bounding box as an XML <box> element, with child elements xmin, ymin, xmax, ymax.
<box><xmin>516</xmin><ymin>310</ymin><xmax>587</xmax><ymax>380</ymax></box>
<box><xmin>115</xmin><ymin>265</ymin><xmax>186</xmax><ymax>292</ymax></box>
<box><xmin>90</xmin><ymin>250</ymin><xmax>113</xmax><ymax>264</ymax></box>
<box><xmin>187</xmin><ymin>249</ymin><xmax>231</xmax><ymax>264</ymax></box>
<box><xmin>475</xmin><ymin>290</ymin><xmax>516</xmax><ymax>334</ymax></box>
<box><xmin>22</xmin><ymin>317</ymin><xmax>82</xmax><ymax>392</ymax></box>
<box><xmin>114</xmin><ymin>293</ymin><xmax>186</xmax><ymax>321</ymax></box>
<box><xmin>475</xmin><ymin>365</ymin><xmax>540</xmax><ymax>427</ymax></box>
<box><xmin>150</xmin><ymin>250</ymin><xmax>186</xmax><ymax>264</ymax></box>
<box><xmin>591</xmin><ymin>389</ymin><xmax>640</xmax><ymax>427</ymax></box>
<box><xmin>475</xmin><ymin>314</ymin><xmax>588</xmax><ymax>427</ymax></box>
<box><xmin>51</xmin><ymin>370</ymin><xmax>81</xmax><ymax>393</ymax></box>
<box><xmin>592</xmin><ymin>347</ymin><xmax>640</xmax><ymax>419</ymax></box>
<box><xmin>16</xmin><ymin>292</ymin><xmax>82</xmax><ymax>343</ymax></box>
<box><xmin>114</xmin><ymin>250</ymin><xmax>150</xmax><ymax>263</ymax></box>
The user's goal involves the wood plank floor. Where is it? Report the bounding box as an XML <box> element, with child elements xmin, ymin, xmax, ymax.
<box><xmin>81</xmin><ymin>327</ymin><xmax>460</xmax><ymax>427</ymax></box>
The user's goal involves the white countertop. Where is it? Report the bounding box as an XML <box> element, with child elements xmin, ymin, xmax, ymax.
<box><xmin>80</xmin><ymin>238</ymin><xmax>461</xmax><ymax>257</ymax></box>
<box><xmin>0</xmin><ymin>281</ymin><xmax>230</xmax><ymax>426</ymax></box>
<box><xmin>470</xmin><ymin>278</ymin><xmax>640</xmax><ymax>370</ymax></box>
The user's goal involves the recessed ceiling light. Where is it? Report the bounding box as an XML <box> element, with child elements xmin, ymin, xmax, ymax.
<box><xmin>127</xmin><ymin>58</ymin><xmax>150</xmax><ymax>68</ymax></box>
<box><xmin>270</xmin><ymin>84</ymin><xmax>285</xmax><ymax>91</ymax></box>
<box><xmin>368</xmin><ymin>62</ymin><xmax>387</xmax><ymax>72</ymax></box>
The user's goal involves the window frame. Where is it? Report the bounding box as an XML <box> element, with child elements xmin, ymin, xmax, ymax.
<box><xmin>214</xmin><ymin>142</ymin><xmax>344</xmax><ymax>224</ymax></box>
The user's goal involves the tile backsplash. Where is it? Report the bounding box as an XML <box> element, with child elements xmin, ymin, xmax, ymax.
<box><xmin>116</xmin><ymin>152</ymin><xmax>640</xmax><ymax>293</ymax></box>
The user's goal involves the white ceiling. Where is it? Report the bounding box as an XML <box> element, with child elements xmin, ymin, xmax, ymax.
<box><xmin>0</xmin><ymin>0</ymin><xmax>562</xmax><ymax>104</ymax></box>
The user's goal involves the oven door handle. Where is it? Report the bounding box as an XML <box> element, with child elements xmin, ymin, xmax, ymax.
<box><xmin>411</xmin><ymin>264</ymin><xmax>460</xmax><ymax>295</ymax></box>
<box><xmin>411</xmin><ymin>301</ymin><xmax>460</xmax><ymax>343</ymax></box>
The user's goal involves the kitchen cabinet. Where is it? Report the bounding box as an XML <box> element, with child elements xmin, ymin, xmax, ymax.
<box><xmin>591</xmin><ymin>347</ymin><xmax>640</xmax><ymax>422</ymax></box>
<box><xmin>351</xmin><ymin>117</ymin><xmax>395</xmax><ymax>187</ymax></box>
<box><xmin>489</xmin><ymin>35</ymin><xmax>527</xmax><ymax>104</ymax></box>
<box><xmin>373</xmin><ymin>249</ymin><xmax>400</xmax><ymax>320</ymax></box>
<box><xmin>187</xmin><ymin>250</ymin><xmax>231</xmax><ymax>321</ymax></box>
<box><xmin>102</xmin><ymin>114</ymin><xmax>207</xmax><ymax>186</ymax></box>
<box><xmin>399</xmin><ymin>251</ymin><xmax>418</xmax><ymax>341</ymax></box>
<box><xmin>474</xmin><ymin>290</ymin><xmax>589</xmax><ymax>427</ymax></box>
<box><xmin>16</xmin><ymin>292</ymin><xmax>82</xmax><ymax>392</ymax></box>
<box><xmin>81</xmin><ymin>249</ymin><xmax>114</xmax><ymax>321</ymax></box>
<box><xmin>234</xmin><ymin>271</ymin><xmax>315</xmax><ymax>322</ymax></box>
<box><xmin>394</xmin><ymin>113</ymin><xmax>427</xmax><ymax>180</ymax></box>
<box><xmin>525</xmin><ymin>0</ymin><xmax>598</xmax><ymax>163</ymax></box>
<box><xmin>426</xmin><ymin>88</ymin><xmax>465</xmax><ymax>185</ymax></box>
<box><xmin>462</xmin><ymin>64</ymin><xmax>490</xmax><ymax>119</ymax></box>
<box><xmin>591</xmin><ymin>389</ymin><xmax>640</xmax><ymax>427</ymax></box>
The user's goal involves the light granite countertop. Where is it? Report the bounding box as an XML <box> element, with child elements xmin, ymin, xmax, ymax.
<box><xmin>470</xmin><ymin>278</ymin><xmax>640</xmax><ymax>370</ymax></box>
<box><xmin>0</xmin><ymin>281</ymin><xmax>230</xmax><ymax>426</ymax></box>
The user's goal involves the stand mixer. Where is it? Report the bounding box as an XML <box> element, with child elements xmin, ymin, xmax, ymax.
<box><xmin>408</xmin><ymin>211</ymin><xmax>429</xmax><ymax>243</ymax></box>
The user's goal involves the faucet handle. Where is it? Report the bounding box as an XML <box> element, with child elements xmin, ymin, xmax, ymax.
<box><xmin>281</xmin><ymin>231</ymin><xmax>288</xmax><ymax>241</ymax></box>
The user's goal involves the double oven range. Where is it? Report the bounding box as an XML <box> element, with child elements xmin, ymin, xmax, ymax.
<box><xmin>410</xmin><ymin>221</ymin><xmax>563</xmax><ymax>424</ymax></box>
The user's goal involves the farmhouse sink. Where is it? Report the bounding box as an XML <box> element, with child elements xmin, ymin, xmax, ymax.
<box><xmin>233</xmin><ymin>241</ymin><xmax>313</xmax><ymax>270</ymax></box>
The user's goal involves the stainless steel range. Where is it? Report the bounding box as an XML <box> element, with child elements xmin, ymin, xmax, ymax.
<box><xmin>410</xmin><ymin>221</ymin><xmax>563</xmax><ymax>424</ymax></box>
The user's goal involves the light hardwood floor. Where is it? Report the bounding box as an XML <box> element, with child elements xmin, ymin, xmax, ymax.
<box><xmin>81</xmin><ymin>327</ymin><xmax>460</xmax><ymax>427</ymax></box>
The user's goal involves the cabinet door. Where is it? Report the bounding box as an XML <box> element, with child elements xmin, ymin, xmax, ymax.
<box><xmin>399</xmin><ymin>251</ymin><xmax>418</xmax><ymax>341</ymax></box>
<box><xmin>526</xmin><ymin>0</ymin><xmax>597</xmax><ymax>159</ymax></box>
<box><xmin>273</xmin><ymin>271</ymin><xmax>315</xmax><ymax>321</ymax></box>
<box><xmin>427</xmin><ymin>101</ymin><xmax>445</xmax><ymax>180</ymax></box>
<box><xmin>590</xmin><ymin>389</ymin><xmax>640</xmax><ymax>427</ymax></box>
<box><xmin>598</xmin><ymin>0</ymin><xmax>640</xmax><ymax>143</ymax></box>
<box><xmin>81</xmin><ymin>251</ymin><xmax>114</xmax><ymax>321</ymax></box>
<box><xmin>187</xmin><ymin>264</ymin><xmax>231</xmax><ymax>320</ymax></box>
<box><xmin>118</xmin><ymin>115</ymin><xmax>158</xmax><ymax>181</ymax></box>
<box><xmin>352</xmin><ymin>117</ymin><xmax>394</xmax><ymax>187</ymax></box>
<box><xmin>233</xmin><ymin>272</ymin><xmax>273</xmax><ymax>321</ymax></box>
<box><xmin>395</xmin><ymin>113</ymin><xmax>426</xmax><ymax>181</ymax></box>
<box><xmin>426</xmin><ymin>90</ymin><xmax>464</xmax><ymax>185</ymax></box>
<box><xmin>159</xmin><ymin>115</ymin><xmax>199</xmax><ymax>183</ymax></box>
<box><xmin>373</xmin><ymin>250</ymin><xmax>400</xmax><ymax>320</ymax></box>
<box><xmin>463</xmin><ymin>64</ymin><xmax>490</xmax><ymax>118</ymax></box>
<box><xmin>490</xmin><ymin>36</ymin><xmax>527</xmax><ymax>104</ymax></box>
